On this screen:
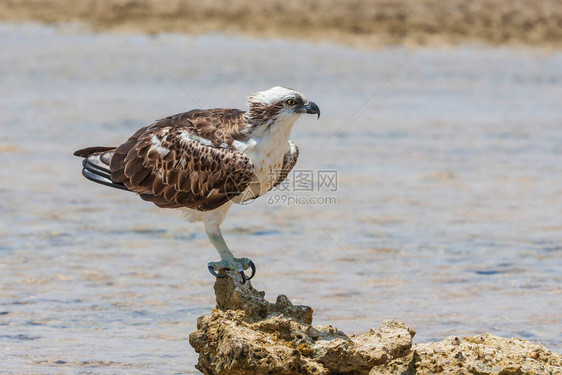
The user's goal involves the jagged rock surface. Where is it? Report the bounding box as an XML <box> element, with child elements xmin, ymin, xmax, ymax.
<box><xmin>189</xmin><ymin>271</ymin><xmax>561</xmax><ymax>375</ymax></box>
<box><xmin>189</xmin><ymin>271</ymin><xmax>415</xmax><ymax>375</ymax></box>
<box><xmin>374</xmin><ymin>334</ymin><xmax>562</xmax><ymax>375</ymax></box>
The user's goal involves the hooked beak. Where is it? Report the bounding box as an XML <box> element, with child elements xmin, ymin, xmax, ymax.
<box><xmin>304</xmin><ymin>101</ymin><xmax>320</xmax><ymax>119</ymax></box>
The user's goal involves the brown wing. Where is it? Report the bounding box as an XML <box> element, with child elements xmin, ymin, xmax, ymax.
<box><xmin>109</xmin><ymin>109</ymin><xmax>255</xmax><ymax>211</ymax></box>
<box><xmin>271</xmin><ymin>141</ymin><xmax>299</xmax><ymax>190</ymax></box>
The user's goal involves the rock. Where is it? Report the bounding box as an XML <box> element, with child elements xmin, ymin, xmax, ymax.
<box><xmin>189</xmin><ymin>271</ymin><xmax>561</xmax><ymax>375</ymax></box>
<box><xmin>212</xmin><ymin>270</ymin><xmax>313</xmax><ymax>325</ymax></box>
<box><xmin>374</xmin><ymin>334</ymin><xmax>562</xmax><ymax>375</ymax></box>
<box><xmin>189</xmin><ymin>270</ymin><xmax>414</xmax><ymax>375</ymax></box>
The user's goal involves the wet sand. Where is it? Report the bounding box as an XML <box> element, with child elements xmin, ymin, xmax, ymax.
<box><xmin>0</xmin><ymin>23</ymin><xmax>561</xmax><ymax>373</ymax></box>
<box><xmin>1</xmin><ymin>0</ymin><xmax>562</xmax><ymax>48</ymax></box>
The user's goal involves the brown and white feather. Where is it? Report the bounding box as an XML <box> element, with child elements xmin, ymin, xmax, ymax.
<box><xmin>74</xmin><ymin>87</ymin><xmax>309</xmax><ymax>215</ymax></box>
<box><xmin>108</xmin><ymin>109</ymin><xmax>257</xmax><ymax>211</ymax></box>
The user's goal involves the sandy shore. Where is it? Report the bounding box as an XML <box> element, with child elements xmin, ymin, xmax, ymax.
<box><xmin>1</xmin><ymin>0</ymin><xmax>561</xmax><ymax>47</ymax></box>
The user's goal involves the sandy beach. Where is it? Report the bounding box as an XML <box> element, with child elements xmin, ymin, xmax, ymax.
<box><xmin>1</xmin><ymin>0</ymin><xmax>561</xmax><ymax>48</ymax></box>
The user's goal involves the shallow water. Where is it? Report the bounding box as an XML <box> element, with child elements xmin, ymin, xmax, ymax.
<box><xmin>1</xmin><ymin>23</ymin><xmax>561</xmax><ymax>373</ymax></box>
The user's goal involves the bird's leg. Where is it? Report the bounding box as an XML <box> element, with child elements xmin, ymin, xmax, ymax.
<box><xmin>205</xmin><ymin>222</ymin><xmax>256</xmax><ymax>283</ymax></box>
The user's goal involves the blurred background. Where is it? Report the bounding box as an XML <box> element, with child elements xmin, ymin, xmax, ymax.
<box><xmin>1</xmin><ymin>1</ymin><xmax>561</xmax><ymax>373</ymax></box>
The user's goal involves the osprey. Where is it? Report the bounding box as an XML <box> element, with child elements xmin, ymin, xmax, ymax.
<box><xmin>74</xmin><ymin>87</ymin><xmax>320</xmax><ymax>282</ymax></box>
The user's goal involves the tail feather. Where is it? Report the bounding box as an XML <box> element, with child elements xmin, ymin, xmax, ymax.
<box><xmin>74</xmin><ymin>147</ymin><xmax>130</xmax><ymax>192</ymax></box>
<box><xmin>73</xmin><ymin>146</ymin><xmax>115</xmax><ymax>158</ymax></box>
<box><xmin>82</xmin><ymin>158</ymin><xmax>111</xmax><ymax>181</ymax></box>
<box><xmin>82</xmin><ymin>153</ymin><xmax>111</xmax><ymax>177</ymax></box>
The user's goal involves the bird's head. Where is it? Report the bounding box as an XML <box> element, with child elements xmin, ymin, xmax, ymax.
<box><xmin>244</xmin><ymin>86</ymin><xmax>320</xmax><ymax>134</ymax></box>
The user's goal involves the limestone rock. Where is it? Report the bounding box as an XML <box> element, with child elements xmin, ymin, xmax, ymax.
<box><xmin>189</xmin><ymin>271</ymin><xmax>561</xmax><ymax>375</ymax></box>
<box><xmin>189</xmin><ymin>270</ymin><xmax>414</xmax><ymax>375</ymax></box>
<box><xmin>212</xmin><ymin>270</ymin><xmax>313</xmax><ymax>325</ymax></box>
<box><xmin>373</xmin><ymin>334</ymin><xmax>562</xmax><ymax>375</ymax></box>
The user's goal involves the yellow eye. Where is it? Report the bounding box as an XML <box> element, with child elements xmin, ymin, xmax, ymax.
<box><xmin>285</xmin><ymin>99</ymin><xmax>297</xmax><ymax>106</ymax></box>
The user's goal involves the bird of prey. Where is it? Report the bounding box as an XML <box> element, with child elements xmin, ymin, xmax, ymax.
<box><xmin>74</xmin><ymin>87</ymin><xmax>320</xmax><ymax>282</ymax></box>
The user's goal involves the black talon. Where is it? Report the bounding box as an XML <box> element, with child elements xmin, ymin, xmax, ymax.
<box><xmin>247</xmin><ymin>261</ymin><xmax>256</xmax><ymax>280</ymax></box>
<box><xmin>208</xmin><ymin>265</ymin><xmax>226</xmax><ymax>278</ymax></box>
<box><xmin>240</xmin><ymin>271</ymin><xmax>247</xmax><ymax>284</ymax></box>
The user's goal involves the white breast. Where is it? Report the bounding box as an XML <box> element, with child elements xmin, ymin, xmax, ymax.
<box><xmin>241</xmin><ymin>117</ymin><xmax>297</xmax><ymax>196</ymax></box>
<box><xmin>248</xmin><ymin>142</ymin><xmax>288</xmax><ymax>194</ymax></box>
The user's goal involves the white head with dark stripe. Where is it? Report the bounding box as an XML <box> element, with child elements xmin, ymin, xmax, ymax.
<box><xmin>244</xmin><ymin>86</ymin><xmax>320</xmax><ymax>135</ymax></box>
